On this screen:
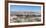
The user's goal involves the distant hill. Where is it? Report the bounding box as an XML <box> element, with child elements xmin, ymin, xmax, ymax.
<box><xmin>10</xmin><ymin>11</ymin><xmax>41</xmax><ymax>16</ymax></box>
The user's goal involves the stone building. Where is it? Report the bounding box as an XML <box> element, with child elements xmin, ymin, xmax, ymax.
<box><xmin>10</xmin><ymin>11</ymin><xmax>41</xmax><ymax>23</ymax></box>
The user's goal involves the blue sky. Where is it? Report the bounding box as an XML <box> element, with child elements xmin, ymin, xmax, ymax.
<box><xmin>10</xmin><ymin>5</ymin><xmax>41</xmax><ymax>12</ymax></box>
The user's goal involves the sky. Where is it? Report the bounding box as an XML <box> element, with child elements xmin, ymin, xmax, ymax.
<box><xmin>10</xmin><ymin>5</ymin><xmax>41</xmax><ymax>12</ymax></box>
